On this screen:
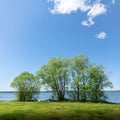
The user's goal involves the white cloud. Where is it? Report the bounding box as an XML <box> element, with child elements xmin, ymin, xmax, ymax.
<box><xmin>81</xmin><ymin>17</ymin><xmax>94</xmax><ymax>27</ymax></box>
<box><xmin>49</xmin><ymin>0</ymin><xmax>91</xmax><ymax>14</ymax></box>
<box><xmin>83</xmin><ymin>1</ymin><xmax>107</xmax><ymax>27</ymax></box>
<box><xmin>112</xmin><ymin>0</ymin><xmax>116</xmax><ymax>5</ymax></box>
<box><xmin>96</xmin><ymin>32</ymin><xmax>107</xmax><ymax>39</ymax></box>
<box><xmin>48</xmin><ymin>0</ymin><xmax>109</xmax><ymax>27</ymax></box>
<box><xmin>87</xmin><ymin>2</ymin><xmax>107</xmax><ymax>18</ymax></box>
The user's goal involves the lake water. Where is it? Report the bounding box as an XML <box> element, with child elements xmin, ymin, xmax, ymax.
<box><xmin>0</xmin><ymin>91</ymin><xmax>120</xmax><ymax>103</ymax></box>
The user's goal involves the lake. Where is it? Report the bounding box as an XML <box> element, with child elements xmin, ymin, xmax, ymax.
<box><xmin>0</xmin><ymin>91</ymin><xmax>120</xmax><ymax>103</ymax></box>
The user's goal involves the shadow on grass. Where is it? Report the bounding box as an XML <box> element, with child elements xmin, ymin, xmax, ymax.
<box><xmin>0</xmin><ymin>112</ymin><xmax>120</xmax><ymax>120</ymax></box>
<box><xmin>0</xmin><ymin>111</ymin><xmax>89</xmax><ymax>120</ymax></box>
<box><xmin>1</xmin><ymin>111</ymin><xmax>120</xmax><ymax>120</ymax></box>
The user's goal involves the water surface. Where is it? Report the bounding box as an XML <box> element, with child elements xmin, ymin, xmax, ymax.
<box><xmin>0</xmin><ymin>91</ymin><xmax>120</xmax><ymax>103</ymax></box>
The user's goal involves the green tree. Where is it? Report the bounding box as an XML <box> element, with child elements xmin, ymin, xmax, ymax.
<box><xmin>88</xmin><ymin>64</ymin><xmax>113</xmax><ymax>102</ymax></box>
<box><xmin>10</xmin><ymin>72</ymin><xmax>41</xmax><ymax>101</ymax></box>
<box><xmin>36</xmin><ymin>54</ymin><xmax>112</xmax><ymax>102</ymax></box>
<box><xmin>37</xmin><ymin>57</ymin><xmax>70</xmax><ymax>101</ymax></box>
<box><xmin>70</xmin><ymin>54</ymin><xmax>89</xmax><ymax>101</ymax></box>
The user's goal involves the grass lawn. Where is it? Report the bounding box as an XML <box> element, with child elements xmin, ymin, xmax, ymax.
<box><xmin>0</xmin><ymin>102</ymin><xmax>120</xmax><ymax>120</ymax></box>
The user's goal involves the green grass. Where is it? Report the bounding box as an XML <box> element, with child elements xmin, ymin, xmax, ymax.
<box><xmin>0</xmin><ymin>102</ymin><xmax>120</xmax><ymax>120</ymax></box>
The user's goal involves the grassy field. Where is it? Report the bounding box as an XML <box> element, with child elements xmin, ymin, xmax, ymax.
<box><xmin>0</xmin><ymin>102</ymin><xmax>120</xmax><ymax>120</ymax></box>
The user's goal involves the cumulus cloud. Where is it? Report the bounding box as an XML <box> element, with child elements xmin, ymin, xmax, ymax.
<box><xmin>96</xmin><ymin>32</ymin><xmax>107</xmax><ymax>39</ymax></box>
<box><xmin>49</xmin><ymin>0</ymin><xmax>91</xmax><ymax>14</ymax></box>
<box><xmin>48</xmin><ymin>0</ymin><xmax>107</xmax><ymax>27</ymax></box>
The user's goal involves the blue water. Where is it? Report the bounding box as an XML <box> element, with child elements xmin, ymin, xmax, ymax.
<box><xmin>105</xmin><ymin>91</ymin><xmax>120</xmax><ymax>103</ymax></box>
<box><xmin>0</xmin><ymin>91</ymin><xmax>120</xmax><ymax>103</ymax></box>
<box><xmin>0</xmin><ymin>91</ymin><xmax>52</xmax><ymax>101</ymax></box>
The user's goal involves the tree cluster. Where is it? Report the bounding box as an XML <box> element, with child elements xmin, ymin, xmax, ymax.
<box><xmin>37</xmin><ymin>54</ymin><xmax>112</xmax><ymax>102</ymax></box>
<box><xmin>11</xmin><ymin>54</ymin><xmax>112</xmax><ymax>102</ymax></box>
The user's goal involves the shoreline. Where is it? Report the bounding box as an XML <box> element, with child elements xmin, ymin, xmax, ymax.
<box><xmin>0</xmin><ymin>99</ymin><xmax>120</xmax><ymax>105</ymax></box>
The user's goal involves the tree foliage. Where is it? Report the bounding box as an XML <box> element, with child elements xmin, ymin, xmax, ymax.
<box><xmin>88</xmin><ymin>64</ymin><xmax>113</xmax><ymax>102</ymax></box>
<box><xmin>37</xmin><ymin>54</ymin><xmax>112</xmax><ymax>102</ymax></box>
<box><xmin>69</xmin><ymin>55</ymin><xmax>112</xmax><ymax>102</ymax></box>
<box><xmin>10</xmin><ymin>54</ymin><xmax>113</xmax><ymax>102</ymax></box>
<box><xmin>70</xmin><ymin>54</ymin><xmax>89</xmax><ymax>101</ymax></box>
<box><xmin>10</xmin><ymin>72</ymin><xmax>41</xmax><ymax>101</ymax></box>
<box><xmin>37</xmin><ymin>57</ymin><xmax>70</xmax><ymax>100</ymax></box>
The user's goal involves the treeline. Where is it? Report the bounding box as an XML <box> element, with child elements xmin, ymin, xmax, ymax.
<box><xmin>10</xmin><ymin>54</ymin><xmax>113</xmax><ymax>102</ymax></box>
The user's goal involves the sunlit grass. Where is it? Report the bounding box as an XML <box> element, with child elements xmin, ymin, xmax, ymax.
<box><xmin>0</xmin><ymin>102</ymin><xmax>120</xmax><ymax>120</ymax></box>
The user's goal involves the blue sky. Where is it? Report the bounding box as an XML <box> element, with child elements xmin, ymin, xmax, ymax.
<box><xmin>0</xmin><ymin>0</ymin><xmax>120</xmax><ymax>91</ymax></box>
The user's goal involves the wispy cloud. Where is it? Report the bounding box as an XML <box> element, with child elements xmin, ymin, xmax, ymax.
<box><xmin>96</xmin><ymin>32</ymin><xmax>107</xmax><ymax>39</ymax></box>
<box><xmin>81</xmin><ymin>17</ymin><xmax>94</xmax><ymax>27</ymax></box>
<box><xmin>48</xmin><ymin>0</ymin><xmax>108</xmax><ymax>27</ymax></box>
<box><xmin>112</xmin><ymin>0</ymin><xmax>116</xmax><ymax>5</ymax></box>
<box><xmin>81</xmin><ymin>1</ymin><xmax>107</xmax><ymax>27</ymax></box>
